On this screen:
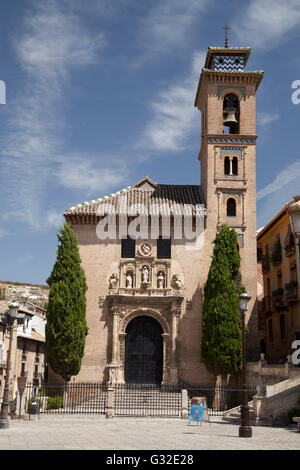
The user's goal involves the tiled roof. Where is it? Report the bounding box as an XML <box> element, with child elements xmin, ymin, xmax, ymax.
<box><xmin>204</xmin><ymin>47</ymin><xmax>251</xmax><ymax>70</ymax></box>
<box><xmin>64</xmin><ymin>177</ymin><xmax>205</xmax><ymax>218</ymax></box>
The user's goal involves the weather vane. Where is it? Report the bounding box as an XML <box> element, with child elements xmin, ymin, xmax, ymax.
<box><xmin>223</xmin><ymin>24</ymin><xmax>231</xmax><ymax>48</ymax></box>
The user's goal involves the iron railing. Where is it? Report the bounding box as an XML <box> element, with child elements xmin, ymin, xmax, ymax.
<box><xmin>114</xmin><ymin>383</ymin><xmax>181</xmax><ymax>417</ymax></box>
<box><xmin>182</xmin><ymin>383</ymin><xmax>257</xmax><ymax>417</ymax></box>
<box><xmin>25</xmin><ymin>382</ymin><xmax>108</xmax><ymax>415</ymax></box>
<box><xmin>23</xmin><ymin>382</ymin><xmax>256</xmax><ymax>417</ymax></box>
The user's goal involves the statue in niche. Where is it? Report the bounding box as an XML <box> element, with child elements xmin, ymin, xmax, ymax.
<box><xmin>157</xmin><ymin>271</ymin><xmax>165</xmax><ymax>289</ymax></box>
<box><xmin>109</xmin><ymin>273</ymin><xmax>118</xmax><ymax>289</ymax></box>
<box><xmin>172</xmin><ymin>274</ymin><xmax>182</xmax><ymax>290</ymax></box>
<box><xmin>126</xmin><ymin>272</ymin><xmax>133</xmax><ymax>288</ymax></box>
<box><xmin>142</xmin><ymin>266</ymin><xmax>149</xmax><ymax>283</ymax></box>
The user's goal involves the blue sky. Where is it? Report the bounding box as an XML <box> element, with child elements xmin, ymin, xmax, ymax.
<box><xmin>0</xmin><ymin>0</ymin><xmax>300</xmax><ymax>284</ymax></box>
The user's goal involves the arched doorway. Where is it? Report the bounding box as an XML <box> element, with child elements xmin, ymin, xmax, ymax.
<box><xmin>125</xmin><ymin>316</ymin><xmax>163</xmax><ymax>384</ymax></box>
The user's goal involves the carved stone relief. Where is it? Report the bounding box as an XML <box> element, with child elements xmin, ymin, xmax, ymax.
<box><xmin>139</xmin><ymin>242</ymin><xmax>152</xmax><ymax>257</ymax></box>
<box><xmin>109</xmin><ymin>273</ymin><xmax>118</xmax><ymax>290</ymax></box>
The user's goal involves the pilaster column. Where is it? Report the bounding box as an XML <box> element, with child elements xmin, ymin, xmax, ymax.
<box><xmin>171</xmin><ymin>311</ymin><xmax>178</xmax><ymax>365</ymax></box>
<box><xmin>242</xmin><ymin>190</ymin><xmax>246</xmax><ymax>229</ymax></box>
<box><xmin>229</xmin><ymin>157</ymin><xmax>233</xmax><ymax>176</ymax></box>
<box><xmin>111</xmin><ymin>307</ymin><xmax>119</xmax><ymax>363</ymax></box>
<box><xmin>170</xmin><ymin>307</ymin><xmax>181</xmax><ymax>383</ymax></box>
<box><xmin>162</xmin><ymin>333</ymin><xmax>170</xmax><ymax>384</ymax></box>
<box><xmin>217</xmin><ymin>189</ymin><xmax>221</xmax><ymax>229</ymax></box>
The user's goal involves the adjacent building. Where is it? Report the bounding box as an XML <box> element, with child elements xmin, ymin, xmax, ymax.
<box><xmin>257</xmin><ymin>198</ymin><xmax>300</xmax><ymax>363</ymax></box>
<box><xmin>0</xmin><ymin>301</ymin><xmax>46</xmax><ymax>407</ymax></box>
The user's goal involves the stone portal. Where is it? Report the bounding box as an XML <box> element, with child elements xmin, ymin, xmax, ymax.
<box><xmin>125</xmin><ymin>316</ymin><xmax>163</xmax><ymax>384</ymax></box>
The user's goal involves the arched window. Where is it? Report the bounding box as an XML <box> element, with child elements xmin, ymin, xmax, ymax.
<box><xmin>223</xmin><ymin>94</ymin><xmax>240</xmax><ymax>134</ymax></box>
<box><xmin>224</xmin><ymin>156</ymin><xmax>238</xmax><ymax>176</ymax></box>
<box><xmin>227</xmin><ymin>198</ymin><xmax>236</xmax><ymax>217</ymax></box>
<box><xmin>224</xmin><ymin>156</ymin><xmax>230</xmax><ymax>175</ymax></box>
<box><xmin>232</xmin><ymin>157</ymin><xmax>238</xmax><ymax>175</ymax></box>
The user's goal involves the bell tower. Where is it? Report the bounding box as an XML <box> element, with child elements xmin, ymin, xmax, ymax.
<box><xmin>194</xmin><ymin>46</ymin><xmax>264</xmax><ymax>358</ymax></box>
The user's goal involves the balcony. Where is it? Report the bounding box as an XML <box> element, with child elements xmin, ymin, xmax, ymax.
<box><xmin>285</xmin><ymin>281</ymin><xmax>298</xmax><ymax>303</ymax></box>
<box><xmin>285</xmin><ymin>242</ymin><xmax>295</xmax><ymax>257</ymax></box>
<box><xmin>272</xmin><ymin>288</ymin><xmax>285</xmax><ymax>311</ymax></box>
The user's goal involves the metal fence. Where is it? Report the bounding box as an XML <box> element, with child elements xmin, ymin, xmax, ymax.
<box><xmin>183</xmin><ymin>384</ymin><xmax>257</xmax><ymax>417</ymax></box>
<box><xmin>25</xmin><ymin>382</ymin><xmax>107</xmax><ymax>415</ymax></box>
<box><xmin>23</xmin><ymin>382</ymin><xmax>256</xmax><ymax>417</ymax></box>
<box><xmin>114</xmin><ymin>383</ymin><xmax>181</xmax><ymax>417</ymax></box>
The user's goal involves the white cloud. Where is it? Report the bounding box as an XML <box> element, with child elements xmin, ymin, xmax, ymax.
<box><xmin>231</xmin><ymin>0</ymin><xmax>300</xmax><ymax>50</ymax></box>
<box><xmin>256</xmin><ymin>159</ymin><xmax>300</xmax><ymax>227</ymax></box>
<box><xmin>133</xmin><ymin>0</ymin><xmax>211</xmax><ymax>66</ymax></box>
<box><xmin>56</xmin><ymin>155</ymin><xmax>129</xmax><ymax>194</ymax></box>
<box><xmin>138</xmin><ymin>51</ymin><xmax>206</xmax><ymax>152</ymax></box>
<box><xmin>46</xmin><ymin>210</ymin><xmax>64</xmax><ymax>229</ymax></box>
<box><xmin>0</xmin><ymin>1</ymin><xmax>114</xmax><ymax>231</ymax></box>
<box><xmin>257</xmin><ymin>159</ymin><xmax>300</xmax><ymax>202</ymax></box>
<box><xmin>257</xmin><ymin>112</ymin><xmax>279</xmax><ymax>127</ymax></box>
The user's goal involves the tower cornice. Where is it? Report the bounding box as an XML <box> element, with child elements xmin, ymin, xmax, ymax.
<box><xmin>194</xmin><ymin>69</ymin><xmax>264</xmax><ymax>108</ymax></box>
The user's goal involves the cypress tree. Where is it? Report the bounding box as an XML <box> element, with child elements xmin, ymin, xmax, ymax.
<box><xmin>201</xmin><ymin>224</ymin><xmax>243</xmax><ymax>377</ymax></box>
<box><xmin>46</xmin><ymin>222</ymin><xmax>88</xmax><ymax>382</ymax></box>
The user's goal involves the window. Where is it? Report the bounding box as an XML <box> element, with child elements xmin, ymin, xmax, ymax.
<box><xmin>157</xmin><ymin>237</ymin><xmax>171</xmax><ymax>259</ymax></box>
<box><xmin>266</xmin><ymin>278</ymin><xmax>271</xmax><ymax>296</ymax></box>
<box><xmin>277</xmin><ymin>271</ymin><xmax>283</xmax><ymax>289</ymax></box>
<box><xmin>224</xmin><ymin>156</ymin><xmax>238</xmax><ymax>176</ymax></box>
<box><xmin>268</xmin><ymin>319</ymin><xmax>273</xmax><ymax>342</ymax></box>
<box><xmin>227</xmin><ymin>198</ymin><xmax>236</xmax><ymax>217</ymax></box>
<box><xmin>224</xmin><ymin>156</ymin><xmax>230</xmax><ymax>175</ymax></box>
<box><xmin>280</xmin><ymin>315</ymin><xmax>286</xmax><ymax>340</ymax></box>
<box><xmin>121</xmin><ymin>237</ymin><xmax>136</xmax><ymax>258</ymax></box>
<box><xmin>232</xmin><ymin>157</ymin><xmax>238</xmax><ymax>175</ymax></box>
<box><xmin>290</xmin><ymin>263</ymin><xmax>297</xmax><ymax>282</ymax></box>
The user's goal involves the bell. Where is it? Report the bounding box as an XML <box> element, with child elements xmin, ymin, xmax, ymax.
<box><xmin>223</xmin><ymin>110</ymin><xmax>238</xmax><ymax>127</ymax></box>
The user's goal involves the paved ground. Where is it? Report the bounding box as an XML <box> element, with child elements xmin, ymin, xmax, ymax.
<box><xmin>0</xmin><ymin>415</ymin><xmax>299</xmax><ymax>450</ymax></box>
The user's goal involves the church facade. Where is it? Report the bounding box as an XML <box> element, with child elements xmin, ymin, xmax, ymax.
<box><xmin>64</xmin><ymin>45</ymin><xmax>264</xmax><ymax>385</ymax></box>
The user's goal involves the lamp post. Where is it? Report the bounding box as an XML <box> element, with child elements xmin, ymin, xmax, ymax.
<box><xmin>239</xmin><ymin>292</ymin><xmax>252</xmax><ymax>438</ymax></box>
<box><xmin>0</xmin><ymin>302</ymin><xmax>19</xmax><ymax>429</ymax></box>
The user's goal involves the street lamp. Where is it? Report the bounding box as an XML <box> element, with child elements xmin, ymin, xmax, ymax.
<box><xmin>0</xmin><ymin>302</ymin><xmax>19</xmax><ymax>429</ymax></box>
<box><xmin>239</xmin><ymin>292</ymin><xmax>252</xmax><ymax>438</ymax></box>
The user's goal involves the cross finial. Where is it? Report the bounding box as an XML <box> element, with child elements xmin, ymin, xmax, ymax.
<box><xmin>223</xmin><ymin>24</ymin><xmax>230</xmax><ymax>48</ymax></box>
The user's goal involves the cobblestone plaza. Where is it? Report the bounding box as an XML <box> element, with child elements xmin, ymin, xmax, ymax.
<box><xmin>0</xmin><ymin>416</ymin><xmax>299</xmax><ymax>451</ymax></box>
